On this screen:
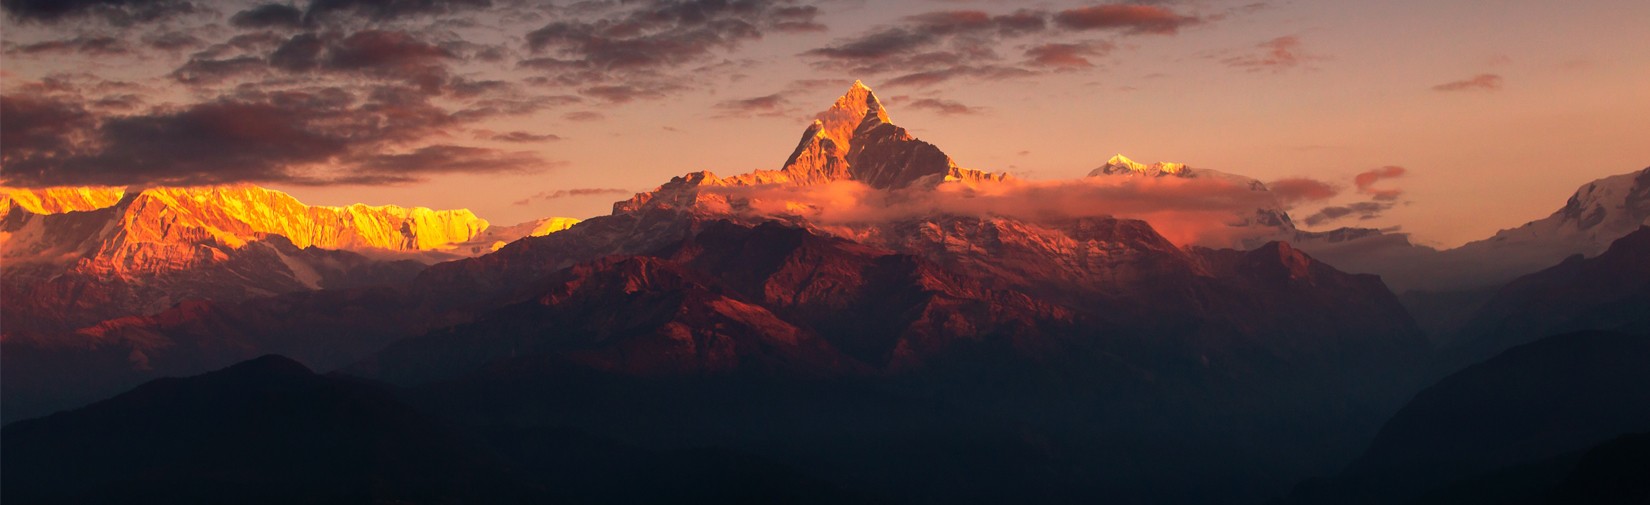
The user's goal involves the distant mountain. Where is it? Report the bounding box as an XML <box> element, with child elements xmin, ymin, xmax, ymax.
<box><xmin>0</xmin><ymin>186</ymin><xmax>124</xmax><ymax>213</ymax></box>
<box><xmin>1280</xmin><ymin>330</ymin><xmax>1650</xmax><ymax>504</ymax></box>
<box><xmin>459</xmin><ymin>216</ymin><xmax>581</xmax><ymax>254</ymax></box>
<box><xmin>0</xmin><ymin>185</ymin><xmax>580</xmax><ymax>422</ymax></box>
<box><xmin>1293</xmin><ymin>166</ymin><xmax>1650</xmax><ymax>293</ymax></box>
<box><xmin>1087</xmin><ymin>153</ymin><xmax>1298</xmax><ymax>245</ymax></box>
<box><xmin>1442</xmin><ymin>226</ymin><xmax>1650</xmax><ymax>368</ymax></box>
<box><xmin>1</xmin><ymin>355</ymin><xmax>543</xmax><ymax>504</ymax></box>
<box><xmin>0</xmin><ymin>184</ymin><xmax>577</xmax><ymax>335</ymax></box>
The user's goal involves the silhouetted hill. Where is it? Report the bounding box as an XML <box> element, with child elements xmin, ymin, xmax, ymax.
<box><xmin>2</xmin><ymin>355</ymin><xmax>541</xmax><ymax>504</ymax></box>
<box><xmin>1281</xmin><ymin>330</ymin><xmax>1650</xmax><ymax>504</ymax></box>
<box><xmin>1446</xmin><ymin>226</ymin><xmax>1650</xmax><ymax>370</ymax></box>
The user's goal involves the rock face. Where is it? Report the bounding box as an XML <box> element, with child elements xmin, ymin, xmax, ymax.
<box><xmin>614</xmin><ymin>81</ymin><xmax>1008</xmax><ymax>214</ymax></box>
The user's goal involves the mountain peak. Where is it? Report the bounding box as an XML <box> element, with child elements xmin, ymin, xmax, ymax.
<box><xmin>815</xmin><ymin>80</ymin><xmax>891</xmax><ymax>146</ymax></box>
<box><xmin>1091</xmin><ymin>154</ymin><xmax>1188</xmax><ymax>177</ymax></box>
<box><xmin>613</xmin><ymin>81</ymin><xmax>1008</xmax><ymax>213</ymax></box>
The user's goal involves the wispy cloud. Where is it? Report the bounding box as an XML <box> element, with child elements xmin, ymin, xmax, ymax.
<box><xmin>1432</xmin><ymin>73</ymin><xmax>1503</xmax><ymax>92</ymax></box>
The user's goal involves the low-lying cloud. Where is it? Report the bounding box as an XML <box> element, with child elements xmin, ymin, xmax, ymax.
<box><xmin>702</xmin><ymin>175</ymin><xmax>1284</xmax><ymax>247</ymax></box>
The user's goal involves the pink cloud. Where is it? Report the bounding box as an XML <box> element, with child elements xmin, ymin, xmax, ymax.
<box><xmin>701</xmin><ymin>176</ymin><xmax>1285</xmax><ymax>247</ymax></box>
<box><xmin>1354</xmin><ymin>165</ymin><xmax>1406</xmax><ymax>201</ymax></box>
<box><xmin>1268</xmin><ymin>177</ymin><xmax>1340</xmax><ymax>205</ymax></box>
<box><xmin>1432</xmin><ymin>74</ymin><xmax>1502</xmax><ymax>92</ymax></box>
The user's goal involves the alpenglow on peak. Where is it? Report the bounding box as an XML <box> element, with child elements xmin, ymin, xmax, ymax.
<box><xmin>1092</xmin><ymin>154</ymin><xmax>1188</xmax><ymax>177</ymax></box>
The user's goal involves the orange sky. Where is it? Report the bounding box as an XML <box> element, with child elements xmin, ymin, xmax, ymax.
<box><xmin>3</xmin><ymin>0</ymin><xmax>1647</xmax><ymax>248</ymax></box>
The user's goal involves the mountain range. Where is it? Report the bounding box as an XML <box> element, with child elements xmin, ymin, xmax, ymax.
<box><xmin>2</xmin><ymin>82</ymin><xmax>1645</xmax><ymax>504</ymax></box>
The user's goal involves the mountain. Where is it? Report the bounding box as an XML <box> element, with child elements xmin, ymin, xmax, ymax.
<box><xmin>0</xmin><ymin>184</ymin><xmax>578</xmax><ymax>335</ymax></box>
<box><xmin>1</xmin><ymin>354</ymin><xmax>544</xmax><ymax>504</ymax></box>
<box><xmin>0</xmin><ymin>185</ymin><xmax>581</xmax><ymax>421</ymax></box>
<box><xmin>1087</xmin><ymin>154</ymin><xmax>1298</xmax><ymax>245</ymax></box>
<box><xmin>1291</xmin><ymin>166</ymin><xmax>1650</xmax><ymax>293</ymax></box>
<box><xmin>1441</xmin><ymin>226</ymin><xmax>1650</xmax><ymax>368</ymax></box>
<box><xmin>459</xmin><ymin>216</ymin><xmax>581</xmax><ymax>254</ymax></box>
<box><xmin>1458</xmin><ymin>166</ymin><xmax>1650</xmax><ymax>267</ymax></box>
<box><xmin>1280</xmin><ymin>330</ymin><xmax>1650</xmax><ymax>504</ymax></box>
<box><xmin>614</xmin><ymin>80</ymin><xmax>1007</xmax><ymax>214</ymax></box>
<box><xmin>2</xmin><ymin>185</ymin><xmax>494</xmax><ymax>261</ymax></box>
<box><xmin>2</xmin><ymin>81</ymin><xmax>1434</xmax><ymax>503</ymax></box>
<box><xmin>0</xmin><ymin>186</ymin><xmax>125</xmax><ymax>214</ymax></box>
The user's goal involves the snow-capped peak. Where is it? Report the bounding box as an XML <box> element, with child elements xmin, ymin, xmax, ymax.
<box><xmin>1091</xmin><ymin>154</ymin><xmax>1188</xmax><ymax>177</ymax></box>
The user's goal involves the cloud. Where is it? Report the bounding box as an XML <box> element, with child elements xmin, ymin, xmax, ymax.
<box><xmin>1025</xmin><ymin>42</ymin><xmax>1113</xmax><ymax>69</ymax></box>
<box><xmin>802</xmin><ymin>9</ymin><xmax>1051</xmax><ymax>87</ymax></box>
<box><xmin>302</xmin><ymin>0</ymin><xmax>491</xmax><ymax>22</ymax></box>
<box><xmin>229</xmin><ymin>3</ymin><xmax>303</xmax><ymax>29</ymax></box>
<box><xmin>343</xmin><ymin>145</ymin><xmax>546</xmax><ymax>184</ymax></box>
<box><xmin>172</xmin><ymin>56</ymin><xmax>269</xmax><ymax>85</ymax></box>
<box><xmin>0</xmin><ymin>84</ymin><xmax>507</xmax><ymax>187</ymax></box>
<box><xmin>1052</xmin><ymin>4</ymin><xmax>1201</xmax><ymax>35</ymax></box>
<box><xmin>482</xmin><ymin>130</ymin><xmax>562</xmax><ymax>143</ymax></box>
<box><xmin>580</xmin><ymin>83</ymin><xmax>683</xmax><ymax>103</ymax></box>
<box><xmin>1</xmin><ymin>0</ymin><xmax>196</xmax><ymax>25</ymax></box>
<box><xmin>264</xmin><ymin>30</ymin><xmax>456</xmax><ymax>92</ymax></box>
<box><xmin>1301</xmin><ymin>201</ymin><xmax>1392</xmax><ymax>227</ymax></box>
<box><xmin>702</xmin><ymin>175</ymin><xmax>1285</xmax><ymax>247</ymax></box>
<box><xmin>1353</xmin><ymin>165</ymin><xmax>1405</xmax><ymax>201</ymax></box>
<box><xmin>0</xmin><ymin>93</ymin><xmax>98</xmax><ymax>167</ymax></box>
<box><xmin>1432</xmin><ymin>73</ymin><xmax>1502</xmax><ymax>92</ymax></box>
<box><xmin>8</xmin><ymin>36</ymin><xmax>128</xmax><ymax>56</ymax></box>
<box><xmin>1267</xmin><ymin>177</ymin><xmax>1339</xmax><ymax>206</ymax></box>
<box><xmin>146</xmin><ymin>31</ymin><xmax>204</xmax><ymax>51</ymax></box>
<box><xmin>563</xmin><ymin>111</ymin><xmax>604</xmax><ymax>122</ymax></box>
<box><xmin>513</xmin><ymin>188</ymin><xmax>631</xmax><ymax>205</ymax></box>
<box><xmin>715</xmin><ymin>93</ymin><xmax>791</xmax><ymax>118</ymax></box>
<box><xmin>884</xmin><ymin>65</ymin><xmax>1036</xmax><ymax>88</ymax></box>
<box><xmin>903</xmin><ymin>97</ymin><xmax>976</xmax><ymax>115</ymax></box>
<box><xmin>1221</xmin><ymin>36</ymin><xmax>1321</xmax><ymax>72</ymax></box>
<box><xmin>521</xmin><ymin>0</ymin><xmax>822</xmax><ymax>101</ymax></box>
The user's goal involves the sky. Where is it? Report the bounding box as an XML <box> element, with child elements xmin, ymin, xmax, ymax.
<box><xmin>2</xmin><ymin>0</ymin><xmax>1646</xmax><ymax>248</ymax></box>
